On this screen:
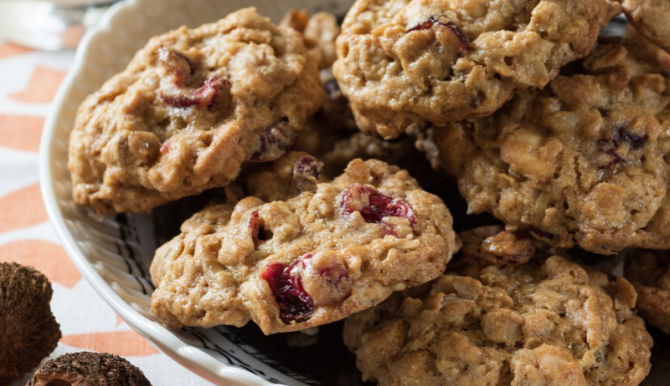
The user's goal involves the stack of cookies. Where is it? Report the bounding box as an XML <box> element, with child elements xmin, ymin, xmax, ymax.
<box><xmin>68</xmin><ymin>1</ymin><xmax>670</xmax><ymax>384</ymax></box>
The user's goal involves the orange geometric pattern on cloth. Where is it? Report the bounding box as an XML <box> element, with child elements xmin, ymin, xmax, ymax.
<box><xmin>0</xmin><ymin>183</ymin><xmax>47</xmax><ymax>232</ymax></box>
<box><xmin>0</xmin><ymin>240</ymin><xmax>81</xmax><ymax>288</ymax></box>
<box><xmin>0</xmin><ymin>38</ymin><xmax>215</xmax><ymax>386</ymax></box>
<box><xmin>61</xmin><ymin>332</ymin><xmax>160</xmax><ymax>357</ymax></box>
<box><xmin>9</xmin><ymin>65</ymin><xmax>67</xmax><ymax>104</ymax></box>
<box><xmin>0</xmin><ymin>115</ymin><xmax>44</xmax><ymax>151</ymax></box>
<box><xmin>0</xmin><ymin>42</ymin><xmax>31</xmax><ymax>59</ymax></box>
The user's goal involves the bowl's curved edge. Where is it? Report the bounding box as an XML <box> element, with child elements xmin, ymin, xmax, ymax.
<box><xmin>38</xmin><ymin>0</ymin><xmax>291</xmax><ymax>385</ymax></box>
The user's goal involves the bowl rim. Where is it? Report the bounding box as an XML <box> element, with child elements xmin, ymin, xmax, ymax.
<box><xmin>38</xmin><ymin>0</ymin><xmax>296</xmax><ymax>385</ymax></box>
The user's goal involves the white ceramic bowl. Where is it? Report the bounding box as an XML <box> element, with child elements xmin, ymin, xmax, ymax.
<box><xmin>39</xmin><ymin>1</ymin><xmax>670</xmax><ymax>385</ymax></box>
<box><xmin>39</xmin><ymin>0</ymin><xmax>355</xmax><ymax>385</ymax></box>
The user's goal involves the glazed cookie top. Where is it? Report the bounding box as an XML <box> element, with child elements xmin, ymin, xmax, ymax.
<box><xmin>333</xmin><ymin>0</ymin><xmax>621</xmax><ymax>138</ymax></box>
<box><xmin>150</xmin><ymin>156</ymin><xmax>458</xmax><ymax>334</ymax></box>
<box><xmin>419</xmin><ymin>39</ymin><xmax>670</xmax><ymax>254</ymax></box>
<box><xmin>344</xmin><ymin>226</ymin><xmax>652</xmax><ymax>386</ymax></box>
<box><xmin>69</xmin><ymin>7</ymin><xmax>323</xmax><ymax>214</ymax></box>
<box><xmin>622</xmin><ymin>0</ymin><xmax>670</xmax><ymax>52</ymax></box>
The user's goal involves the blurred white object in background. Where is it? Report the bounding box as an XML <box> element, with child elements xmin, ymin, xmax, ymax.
<box><xmin>0</xmin><ymin>0</ymin><xmax>120</xmax><ymax>50</ymax></box>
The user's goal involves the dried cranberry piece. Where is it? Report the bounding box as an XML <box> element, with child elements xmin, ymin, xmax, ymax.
<box><xmin>159</xmin><ymin>47</ymin><xmax>194</xmax><ymax>86</ymax></box>
<box><xmin>249</xmin><ymin>117</ymin><xmax>291</xmax><ymax>162</ymax></box>
<box><xmin>614</xmin><ymin>125</ymin><xmax>647</xmax><ymax>150</ymax></box>
<box><xmin>340</xmin><ymin>184</ymin><xmax>416</xmax><ymax>227</ymax></box>
<box><xmin>596</xmin><ymin>138</ymin><xmax>625</xmax><ymax>168</ymax></box>
<box><xmin>249</xmin><ymin>211</ymin><xmax>272</xmax><ymax>246</ymax></box>
<box><xmin>160</xmin><ymin>77</ymin><xmax>230</xmax><ymax>108</ymax></box>
<box><xmin>323</xmin><ymin>78</ymin><xmax>341</xmax><ymax>99</ymax></box>
<box><xmin>157</xmin><ymin>47</ymin><xmax>230</xmax><ymax>108</ymax></box>
<box><xmin>262</xmin><ymin>254</ymin><xmax>315</xmax><ymax>324</ymax></box>
<box><xmin>294</xmin><ymin>157</ymin><xmax>321</xmax><ymax>179</ymax></box>
<box><xmin>596</xmin><ymin>124</ymin><xmax>648</xmax><ymax>168</ymax></box>
<box><xmin>408</xmin><ymin>15</ymin><xmax>469</xmax><ymax>54</ymax></box>
<box><xmin>292</xmin><ymin>156</ymin><xmax>323</xmax><ymax>192</ymax></box>
<box><xmin>528</xmin><ymin>226</ymin><xmax>557</xmax><ymax>241</ymax></box>
<box><xmin>249</xmin><ymin>211</ymin><xmax>260</xmax><ymax>243</ymax></box>
<box><xmin>160</xmin><ymin>141</ymin><xmax>170</xmax><ymax>155</ymax></box>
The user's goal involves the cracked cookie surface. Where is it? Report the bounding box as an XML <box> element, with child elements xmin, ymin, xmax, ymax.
<box><xmin>418</xmin><ymin>39</ymin><xmax>670</xmax><ymax>254</ymax></box>
<box><xmin>344</xmin><ymin>226</ymin><xmax>652</xmax><ymax>386</ymax></box>
<box><xmin>333</xmin><ymin>0</ymin><xmax>620</xmax><ymax>139</ymax></box>
<box><xmin>69</xmin><ymin>7</ymin><xmax>323</xmax><ymax>214</ymax></box>
<box><xmin>150</xmin><ymin>156</ymin><xmax>457</xmax><ymax>334</ymax></box>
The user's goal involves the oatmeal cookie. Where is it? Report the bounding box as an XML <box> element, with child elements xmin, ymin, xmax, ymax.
<box><xmin>69</xmin><ymin>7</ymin><xmax>323</xmax><ymax>214</ymax></box>
<box><xmin>280</xmin><ymin>11</ymin><xmax>358</xmax><ymax>140</ymax></box>
<box><xmin>418</xmin><ymin>39</ymin><xmax>670</xmax><ymax>254</ymax></box>
<box><xmin>622</xmin><ymin>0</ymin><xmax>670</xmax><ymax>53</ymax></box>
<box><xmin>625</xmin><ymin>249</ymin><xmax>670</xmax><ymax>333</ymax></box>
<box><xmin>0</xmin><ymin>262</ymin><xmax>61</xmax><ymax>384</ymax></box>
<box><xmin>292</xmin><ymin>72</ymin><xmax>432</xmax><ymax>181</ymax></box>
<box><xmin>624</xmin><ymin>23</ymin><xmax>670</xmax><ymax>71</ymax></box>
<box><xmin>244</xmin><ymin>151</ymin><xmax>326</xmax><ymax>203</ymax></box>
<box><xmin>344</xmin><ymin>226</ymin><xmax>652</xmax><ymax>386</ymax></box>
<box><xmin>319</xmin><ymin>132</ymin><xmax>425</xmax><ymax>178</ymax></box>
<box><xmin>297</xmin><ymin>120</ymin><xmax>430</xmax><ymax>177</ymax></box>
<box><xmin>333</xmin><ymin>0</ymin><xmax>621</xmax><ymax>139</ymax></box>
<box><xmin>281</xmin><ymin>10</ymin><xmax>341</xmax><ymax>69</ymax></box>
<box><xmin>28</xmin><ymin>352</ymin><xmax>152</xmax><ymax>386</ymax></box>
<box><xmin>150</xmin><ymin>157</ymin><xmax>458</xmax><ymax>334</ymax></box>
<box><xmin>318</xmin><ymin>67</ymin><xmax>359</xmax><ymax>133</ymax></box>
<box><xmin>293</xmin><ymin>68</ymin><xmax>359</xmax><ymax>158</ymax></box>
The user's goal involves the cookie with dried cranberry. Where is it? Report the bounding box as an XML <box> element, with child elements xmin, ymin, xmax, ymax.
<box><xmin>292</xmin><ymin>73</ymin><xmax>432</xmax><ymax>181</ymax></box>
<box><xmin>623</xmin><ymin>23</ymin><xmax>670</xmax><ymax>71</ymax></box>
<box><xmin>417</xmin><ymin>39</ymin><xmax>670</xmax><ymax>254</ymax></box>
<box><xmin>279</xmin><ymin>10</ymin><xmax>358</xmax><ymax>138</ymax></box>
<box><xmin>319</xmin><ymin>132</ymin><xmax>429</xmax><ymax>178</ymax></box>
<box><xmin>28</xmin><ymin>352</ymin><xmax>152</xmax><ymax>386</ymax></box>
<box><xmin>280</xmin><ymin>10</ymin><xmax>341</xmax><ymax>70</ymax></box>
<box><xmin>333</xmin><ymin>0</ymin><xmax>621</xmax><ymax>139</ymax></box>
<box><xmin>244</xmin><ymin>151</ymin><xmax>326</xmax><ymax>203</ymax></box>
<box><xmin>69</xmin><ymin>7</ymin><xmax>323</xmax><ymax>214</ymax></box>
<box><xmin>293</xmin><ymin>68</ymin><xmax>360</xmax><ymax>160</ymax></box>
<box><xmin>344</xmin><ymin>226</ymin><xmax>652</xmax><ymax>386</ymax></box>
<box><xmin>150</xmin><ymin>157</ymin><xmax>458</xmax><ymax>334</ymax></box>
<box><xmin>622</xmin><ymin>0</ymin><xmax>670</xmax><ymax>53</ymax></box>
<box><xmin>624</xmin><ymin>249</ymin><xmax>670</xmax><ymax>333</ymax></box>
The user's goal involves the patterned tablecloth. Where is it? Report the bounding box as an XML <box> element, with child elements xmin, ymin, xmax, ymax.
<box><xmin>0</xmin><ymin>41</ymin><xmax>216</xmax><ymax>386</ymax></box>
